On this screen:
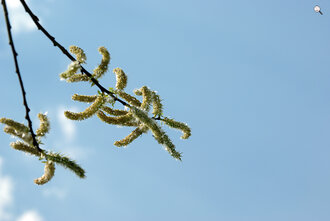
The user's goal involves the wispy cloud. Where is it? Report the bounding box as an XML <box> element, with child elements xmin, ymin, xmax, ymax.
<box><xmin>0</xmin><ymin>157</ymin><xmax>44</xmax><ymax>221</ymax></box>
<box><xmin>42</xmin><ymin>187</ymin><xmax>66</xmax><ymax>200</ymax></box>
<box><xmin>57</xmin><ymin>107</ymin><xmax>77</xmax><ymax>142</ymax></box>
<box><xmin>7</xmin><ymin>0</ymin><xmax>35</xmax><ymax>33</ymax></box>
<box><xmin>0</xmin><ymin>158</ymin><xmax>13</xmax><ymax>221</ymax></box>
<box><xmin>16</xmin><ymin>211</ymin><xmax>44</xmax><ymax>221</ymax></box>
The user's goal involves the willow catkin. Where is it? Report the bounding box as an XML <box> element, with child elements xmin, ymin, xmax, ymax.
<box><xmin>59</xmin><ymin>61</ymin><xmax>81</xmax><ymax>80</ymax></box>
<box><xmin>130</xmin><ymin>107</ymin><xmax>182</xmax><ymax>160</ymax></box>
<box><xmin>10</xmin><ymin>141</ymin><xmax>41</xmax><ymax>157</ymax></box>
<box><xmin>93</xmin><ymin>47</ymin><xmax>110</xmax><ymax>79</ymax></box>
<box><xmin>65</xmin><ymin>95</ymin><xmax>105</xmax><ymax>120</ymax></box>
<box><xmin>134</xmin><ymin>86</ymin><xmax>152</xmax><ymax>111</ymax></box>
<box><xmin>4</xmin><ymin>126</ymin><xmax>33</xmax><ymax>145</ymax></box>
<box><xmin>101</xmin><ymin>106</ymin><xmax>128</xmax><ymax>116</ymax></box>
<box><xmin>116</xmin><ymin>90</ymin><xmax>141</xmax><ymax>107</ymax></box>
<box><xmin>114</xmin><ymin>125</ymin><xmax>149</xmax><ymax>147</ymax></box>
<box><xmin>34</xmin><ymin>161</ymin><xmax>55</xmax><ymax>185</ymax></box>
<box><xmin>113</xmin><ymin>68</ymin><xmax>127</xmax><ymax>90</ymax></box>
<box><xmin>151</xmin><ymin>91</ymin><xmax>163</xmax><ymax>117</ymax></box>
<box><xmin>67</xmin><ymin>73</ymin><xmax>89</xmax><ymax>83</ymax></box>
<box><xmin>72</xmin><ymin>94</ymin><xmax>98</xmax><ymax>103</ymax></box>
<box><xmin>0</xmin><ymin>118</ymin><xmax>29</xmax><ymax>133</ymax></box>
<box><xmin>162</xmin><ymin>117</ymin><xmax>191</xmax><ymax>139</ymax></box>
<box><xmin>69</xmin><ymin>45</ymin><xmax>86</xmax><ymax>63</ymax></box>
<box><xmin>36</xmin><ymin>113</ymin><xmax>50</xmax><ymax>137</ymax></box>
<box><xmin>97</xmin><ymin>110</ymin><xmax>138</xmax><ymax>127</ymax></box>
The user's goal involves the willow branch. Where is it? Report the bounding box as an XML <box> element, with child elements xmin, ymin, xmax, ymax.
<box><xmin>19</xmin><ymin>0</ymin><xmax>129</xmax><ymax>107</ymax></box>
<box><xmin>1</xmin><ymin>0</ymin><xmax>43</xmax><ymax>153</ymax></box>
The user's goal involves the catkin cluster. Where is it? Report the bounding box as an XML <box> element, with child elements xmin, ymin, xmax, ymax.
<box><xmin>61</xmin><ymin>45</ymin><xmax>191</xmax><ymax>160</ymax></box>
<box><xmin>0</xmin><ymin>114</ymin><xmax>85</xmax><ymax>185</ymax></box>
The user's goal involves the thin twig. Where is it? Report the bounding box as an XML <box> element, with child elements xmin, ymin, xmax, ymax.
<box><xmin>1</xmin><ymin>0</ymin><xmax>43</xmax><ymax>153</ymax></box>
<box><xmin>19</xmin><ymin>0</ymin><xmax>130</xmax><ymax>107</ymax></box>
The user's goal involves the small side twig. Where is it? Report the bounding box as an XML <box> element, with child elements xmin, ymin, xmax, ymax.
<box><xmin>1</xmin><ymin>0</ymin><xmax>43</xmax><ymax>153</ymax></box>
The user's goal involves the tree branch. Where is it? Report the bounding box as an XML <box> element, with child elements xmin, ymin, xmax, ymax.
<box><xmin>19</xmin><ymin>0</ymin><xmax>130</xmax><ymax>107</ymax></box>
<box><xmin>1</xmin><ymin>0</ymin><xmax>43</xmax><ymax>153</ymax></box>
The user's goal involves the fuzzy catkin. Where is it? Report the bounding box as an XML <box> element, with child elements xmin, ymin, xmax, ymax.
<box><xmin>34</xmin><ymin>161</ymin><xmax>55</xmax><ymax>185</ymax></box>
<box><xmin>69</xmin><ymin>45</ymin><xmax>86</xmax><ymax>63</ymax></box>
<box><xmin>65</xmin><ymin>95</ymin><xmax>105</xmax><ymax>120</ymax></box>
<box><xmin>97</xmin><ymin>110</ymin><xmax>138</xmax><ymax>127</ymax></box>
<box><xmin>59</xmin><ymin>61</ymin><xmax>81</xmax><ymax>80</ymax></box>
<box><xmin>36</xmin><ymin>113</ymin><xmax>50</xmax><ymax>137</ymax></box>
<box><xmin>113</xmin><ymin>68</ymin><xmax>127</xmax><ymax>90</ymax></box>
<box><xmin>46</xmin><ymin>152</ymin><xmax>85</xmax><ymax>178</ymax></box>
<box><xmin>92</xmin><ymin>47</ymin><xmax>110</xmax><ymax>79</ymax></box>
<box><xmin>135</xmin><ymin>86</ymin><xmax>152</xmax><ymax>111</ymax></box>
<box><xmin>67</xmin><ymin>73</ymin><xmax>89</xmax><ymax>83</ymax></box>
<box><xmin>101</xmin><ymin>106</ymin><xmax>128</xmax><ymax>116</ymax></box>
<box><xmin>130</xmin><ymin>107</ymin><xmax>182</xmax><ymax>160</ymax></box>
<box><xmin>114</xmin><ymin>125</ymin><xmax>149</xmax><ymax>147</ymax></box>
<box><xmin>0</xmin><ymin>118</ymin><xmax>30</xmax><ymax>133</ymax></box>
<box><xmin>162</xmin><ymin>117</ymin><xmax>191</xmax><ymax>139</ymax></box>
<box><xmin>72</xmin><ymin>94</ymin><xmax>98</xmax><ymax>103</ymax></box>
<box><xmin>10</xmin><ymin>141</ymin><xmax>41</xmax><ymax>157</ymax></box>
<box><xmin>4</xmin><ymin>126</ymin><xmax>33</xmax><ymax>145</ymax></box>
<box><xmin>151</xmin><ymin>91</ymin><xmax>163</xmax><ymax>117</ymax></box>
<box><xmin>116</xmin><ymin>91</ymin><xmax>141</xmax><ymax>107</ymax></box>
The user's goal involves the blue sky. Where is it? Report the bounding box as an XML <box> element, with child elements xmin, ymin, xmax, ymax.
<box><xmin>1</xmin><ymin>0</ymin><xmax>330</xmax><ymax>220</ymax></box>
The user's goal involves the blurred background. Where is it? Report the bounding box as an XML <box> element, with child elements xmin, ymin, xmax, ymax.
<box><xmin>1</xmin><ymin>0</ymin><xmax>330</xmax><ymax>220</ymax></box>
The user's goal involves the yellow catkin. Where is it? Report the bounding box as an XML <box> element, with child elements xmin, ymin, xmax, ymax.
<box><xmin>162</xmin><ymin>117</ymin><xmax>191</xmax><ymax>139</ymax></box>
<box><xmin>65</xmin><ymin>95</ymin><xmax>105</xmax><ymax>120</ymax></box>
<box><xmin>67</xmin><ymin>74</ymin><xmax>89</xmax><ymax>83</ymax></box>
<box><xmin>92</xmin><ymin>47</ymin><xmax>110</xmax><ymax>79</ymax></box>
<box><xmin>96</xmin><ymin>110</ymin><xmax>138</xmax><ymax>127</ymax></box>
<box><xmin>69</xmin><ymin>45</ymin><xmax>86</xmax><ymax>63</ymax></box>
<box><xmin>59</xmin><ymin>61</ymin><xmax>81</xmax><ymax>80</ymax></box>
<box><xmin>130</xmin><ymin>107</ymin><xmax>182</xmax><ymax>160</ymax></box>
<box><xmin>113</xmin><ymin>68</ymin><xmax>127</xmax><ymax>90</ymax></box>
<box><xmin>101</xmin><ymin>106</ymin><xmax>128</xmax><ymax>116</ymax></box>
<box><xmin>116</xmin><ymin>91</ymin><xmax>141</xmax><ymax>107</ymax></box>
<box><xmin>34</xmin><ymin>161</ymin><xmax>55</xmax><ymax>185</ymax></box>
<box><xmin>72</xmin><ymin>94</ymin><xmax>98</xmax><ymax>103</ymax></box>
<box><xmin>135</xmin><ymin>86</ymin><xmax>152</xmax><ymax>111</ymax></box>
<box><xmin>36</xmin><ymin>113</ymin><xmax>50</xmax><ymax>137</ymax></box>
<box><xmin>151</xmin><ymin>91</ymin><xmax>163</xmax><ymax>117</ymax></box>
<box><xmin>0</xmin><ymin>118</ymin><xmax>29</xmax><ymax>133</ymax></box>
<box><xmin>10</xmin><ymin>141</ymin><xmax>41</xmax><ymax>157</ymax></box>
<box><xmin>114</xmin><ymin>125</ymin><xmax>149</xmax><ymax>147</ymax></box>
<box><xmin>4</xmin><ymin>126</ymin><xmax>33</xmax><ymax>145</ymax></box>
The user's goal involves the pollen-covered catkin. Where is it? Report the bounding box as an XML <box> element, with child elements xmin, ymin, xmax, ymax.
<box><xmin>36</xmin><ymin>113</ymin><xmax>50</xmax><ymax>137</ymax></box>
<box><xmin>59</xmin><ymin>61</ymin><xmax>81</xmax><ymax>80</ymax></box>
<box><xmin>65</xmin><ymin>95</ymin><xmax>105</xmax><ymax>120</ymax></box>
<box><xmin>162</xmin><ymin>117</ymin><xmax>191</xmax><ymax>139</ymax></box>
<box><xmin>135</xmin><ymin>86</ymin><xmax>152</xmax><ymax>111</ymax></box>
<box><xmin>46</xmin><ymin>152</ymin><xmax>85</xmax><ymax>178</ymax></box>
<box><xmin>10</xmin><ymin>141</ymin><xmax>41</xmax><ymax>156</ymax></box>
<box><xmin>0</xmin><ymin>118</ymin><xmax>30</xmax><ymax>133</ymax></box>
<box><xmin>130</xmin><ymin>107</ymin><xmax>182</xmax><ymax>160</ymax></box>
<box><xmin>116</xmin><ymin>91</ymin><xmax>141</xmax><ymax>107</ymax></box>
<box><xmin>114</xmin><ymin>125</ymin><xmax>149</xmax><ymax>147</ymax></box>
<box><xmin>67</xmin><ymin>73</ymin><xmax>89</xmax><ymax>83</ymax></box>
<box><xmin>151</xmin><ymin>91</ymin><xmax>163</xmax><ymax>117</ymax></box>
<box><xmin>72</xmin><ymin>94</ymin><xmax>98</xmax><ymax>103</ymax></box>
<box><xmin>34</xmin><ymin>161</ymin><xmax>55</xmax><ymax>185</ymax></box>
<box><xmin>69</xmin><ymin>45</ymin><xmax>86</xmax><ymax>63</ymax></box>
<box><xmin>101</xmin><ymin>106</ymin><xmax>128</xmax><ymax>116</ymax></box>
<box><xmin>4</xmin><ymin>126</ymin><xmax>33</xmax><ymax>145</ymax></box>
<box><xmin>97</xmin><ymin>110</ymin><xmax>138</xmax><ymax>126</ymax></box>
<box><xmin>92</xmin><ymin>47</ymin><xmax>110</xmax><ymax>79</ymax></box>
<box><xmin>113</xmin><ymin>68</ymin><xmax>127</xmax><ymax>90</ymax></box>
